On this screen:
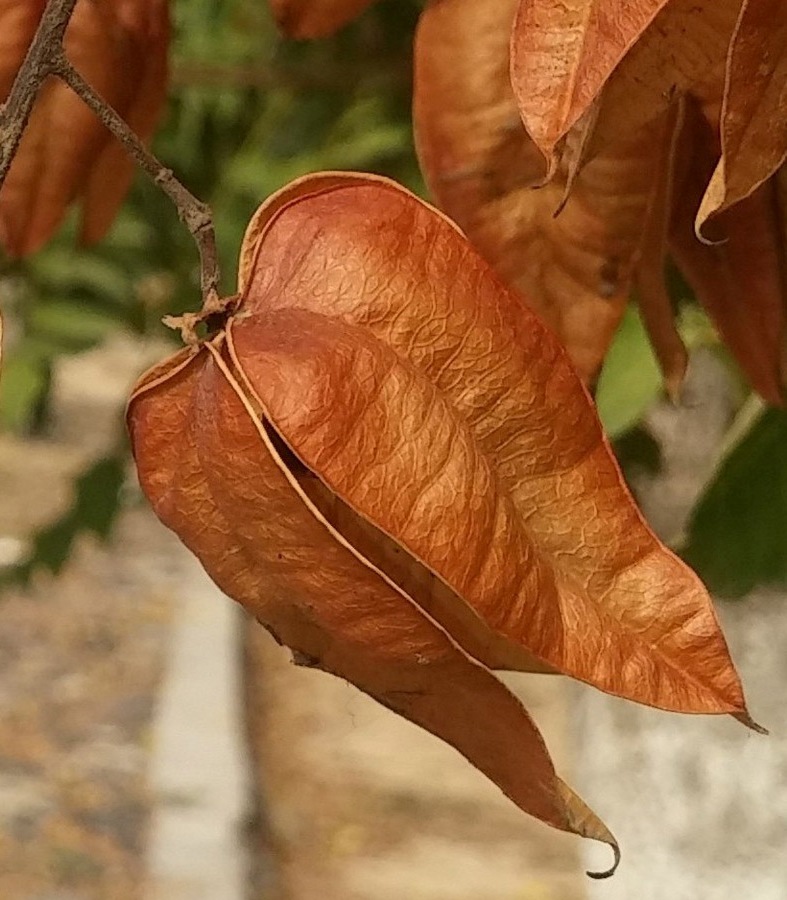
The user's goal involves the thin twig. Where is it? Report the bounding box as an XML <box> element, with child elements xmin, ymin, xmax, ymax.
<box><xmin>0</xmin><ymin>0</ymin><xmax>77</xmax><ymax>186</ymax></box>
<box><xmin>53</xmin><ymin>53</ymin><xmax>220</xmax><ymax>304</ymax></box>
<box><xmin>0</xmin><ymin>0</ymin><xmax>221</xmax><ymax>307</ymax></box>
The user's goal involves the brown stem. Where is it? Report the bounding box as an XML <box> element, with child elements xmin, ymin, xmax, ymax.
<box><xmin>53</xmin><ymin>53</ymin><xmax>220</xmax><ymax>304</ymax></box>
<box><xmin>0</xmin><ymin>0</ymin><xmax>77</xmax><ymax>186</ymax></box>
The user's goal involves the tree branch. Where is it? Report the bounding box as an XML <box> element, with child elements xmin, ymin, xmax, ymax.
<box><xmin>0</xmin><ymin>0</ymin><xmax>77</xmax><ymax>186</ymax></box>
<box><xmin>0</xmin><ymin>0</ymin><xmax>221</xmax><ymax>308</ymax></box>
<box><xmin>53</xmin><ymin>54</ymin><xmax>220</xmax><ymax>304</ymax></box>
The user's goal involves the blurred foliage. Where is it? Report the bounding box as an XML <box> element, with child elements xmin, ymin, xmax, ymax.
<box><xmin>1</xmin><ymin>0</ymin><xmax>786</xmax><ymax>597</ymax></box>
<box><xmin>1</xmin><ymin>0</ymin><xmax>423</xmax><ymax>434</ymax></box>
<box><xmin>595</xmin><ymin>286</ymin><xmax>734</xmax><ymax>441</ymax></box>
<box><xmin>681</xmin><ymin>406</ymin><xmax>787</xmax><ymax>599</ymax></box>
<box><xmin>0</xmin><ymin>0</ymin><xmax>422</xmax><ymax>580</ymax></box>
<box><xmin>595</xmin><ymin>305</ymin><xmax>662</xmax><ymax>439</ymax></box>
<box><xmin>1</xmin><ymin>453</ymin><xmax>126</xmax><ymax>586</ymax></box>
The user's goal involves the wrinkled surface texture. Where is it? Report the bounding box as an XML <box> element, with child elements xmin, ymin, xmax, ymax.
<box><xmin>0</xmin><ymin>0</ymin><xmax>169</xmax><ymax>256</ymax></box>
<box><xmin>437</xmin><ymin>0</ymin><xmax>787</xmax><ymax>403</ymax></box>
<box><xmin>129</xmin><ymin>173</ymin><xmax>753</xmax><ymax>863</ymax></box>
<box><xmin>269</xmin><ymin>0</ymin><xmax>375</xmax><ymax>38</ymax></box>
<box><xmin>511</xmin><ymin>0</ymin><xmax>671</xmax><ymax>163</ymax></box>
<box><xmin>415</xmin><ymin>0</ymin><xmax>672</xmax><ymax>383</ymax></box>
<box><xmin>697</xmin><ymin>0</ymin><xmax>787</xmax><ymax>227</ymax></box>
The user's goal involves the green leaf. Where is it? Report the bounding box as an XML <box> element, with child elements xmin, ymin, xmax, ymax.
<box><xmin>73</xmin><ymin>456</ymin><xmax>126</xmax><ymax>539</ymax></box>
<box><xmin>596</xmin><ymin>302</ymin><xmax>725</xmax><ymax>439</ymax></box>
<box><xmin>3</xmin><ymin>454</ymin><xmax>126</xmax><ymax>586</ymax></box>
<box><xmin>595</xmin><ymin>305</ymin><xmax>661</xmax><ymax>438</ymax></box>
<box><xmin>28</xmin><ymin>301</ymin><xmax>123</xmax><ymax>351</ymax></box>
<box><xmin>0</xmin><ymin>348</ymin><xmax>51</xmax><ymax>432</ymax></box>
<box><xmin>682</xmin><ymin>408</ymin><xmax>787</xmax><ymax>598</ymax></box>
<box><xmin>31</xmin><ymin>249</ymin><xmax>130</xmax><ymax>304</ymax></box>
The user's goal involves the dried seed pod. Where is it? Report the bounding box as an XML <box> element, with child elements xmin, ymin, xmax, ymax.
<box><xmin>129</xmin><ymin>172</ymin><xmax>757</xmax><ymax>873</ymax></box>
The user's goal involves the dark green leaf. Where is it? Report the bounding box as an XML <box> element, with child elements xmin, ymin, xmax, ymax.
<box><xmin>2</xmin><ymin>454</ymin><xmax>126</xmax><ymax>587</ymax></box>
<box><xmin>73</xmin><ymin>456</ymin><xmax>126</xmax><ymax>539</ymax></box>
<box><xmin>613</xmin><ymin>427</ymin><xmax>662</xmax><ymax>477</ymax></box>
<box><xmin>0</xmin><ymin>348</ymin><xmax>51</xmax><ymax>433</ymax></box>
<box><xmin>682</xmin><ymin>408</ymin><xmax>787</xmax><ymax>598</ymax></box>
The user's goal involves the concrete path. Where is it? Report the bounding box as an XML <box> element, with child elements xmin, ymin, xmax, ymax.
<box><xmin>143</xmin><ymin>561</ymin><xmax>250</xmax><ymax>900</ymax></box>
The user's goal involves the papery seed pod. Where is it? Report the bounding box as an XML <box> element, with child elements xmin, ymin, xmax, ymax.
<box><xmin>129</xmin><ymin>172</ymin><xmax>758</xmax><ymax>874</ymax></box>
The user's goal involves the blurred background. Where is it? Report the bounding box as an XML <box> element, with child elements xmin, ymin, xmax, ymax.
<box><xmin>1</xmin><ymin>1</ymin><xmax>786</xmax><ymax>898</ymax></box>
